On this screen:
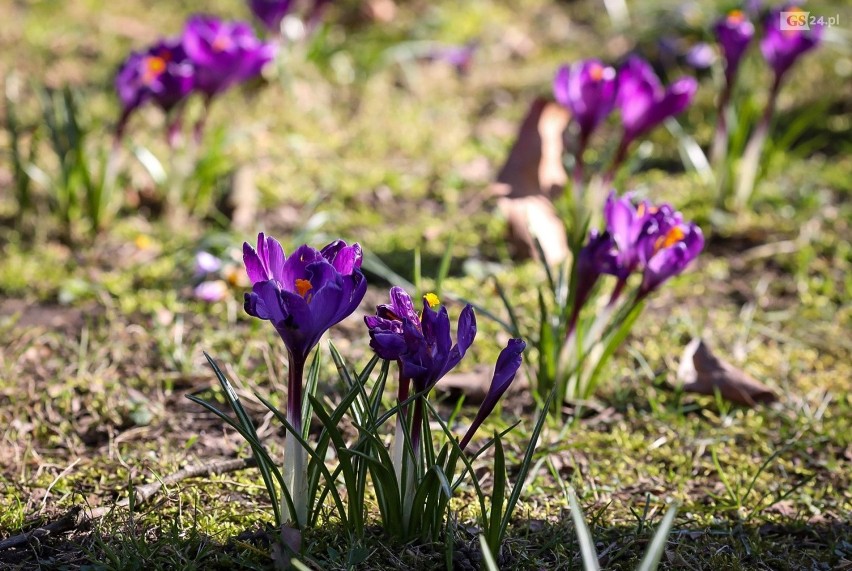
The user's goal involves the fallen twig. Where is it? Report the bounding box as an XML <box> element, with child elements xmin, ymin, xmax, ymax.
<box><xmin>0</xmin><ymin>457</ymin><xmax>257</xmax><ymax>551</ymax></box>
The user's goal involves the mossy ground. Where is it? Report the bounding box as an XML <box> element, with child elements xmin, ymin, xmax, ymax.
<box><xmin>1</xmin><ymin>0</ymin><xmax>850</xmax><ymax>569</ymax></box>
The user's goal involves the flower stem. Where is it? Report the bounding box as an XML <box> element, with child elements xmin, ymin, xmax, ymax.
<box><xmin>283</xmin><ymin>351</ymin><xmax>308</xmax><ymax>529</ymax></box>
<box><xmin>604</xmin><ymin>135</ymin><xmax>630</xmax><ymax>187</ymax></box>
<box><xmin>734</xmin><ymin>74</ymin><xmax>782</xmax><ymax>209</ymax></box>
<box><xmin>711</xmin><ymin>80</ymin><xmax>733</xmax><ymax>206</ymax></box>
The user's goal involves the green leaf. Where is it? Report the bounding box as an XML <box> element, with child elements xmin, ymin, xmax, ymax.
<box><xmin>496</xmin><ymin>389</ymin><xmax>553</xmax><ymax>543</ymax></box>
<box><xmin>200</xmin><ymin>352</ymin><xmax>285</xmax><ymax>526</ymax></box>
<box><xmin>301</xmin><ymin>348</ymin><xmax>322</xmax><ymax>440</ymax></box>
<box><xmin>487</xmin><ymin>434</ymin><xmax>506</xmax><ymax>556</ymax></box>
<box><xmin>256</xmin><ymin>392</ymin><xmax>353</xmax><ymax>532</ymax></box>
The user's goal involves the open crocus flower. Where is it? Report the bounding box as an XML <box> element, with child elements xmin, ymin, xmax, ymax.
<box><xmin>244</xmin><ymin>234</ymin><xmax>367</xmax><ymax>368</ymax></box>
<box><xmin>182</xmin><ymin>15</ymin><xmax>277</xmax><ymax>98</ymax></box>
<box><xmin>714</xmin><ymin>9</ymin><xmax>755</xmax><ymax>83</ymax></box>
<box><xmin>248</xmin><ymin>0</ymin><xmax>293</xmax><ymax>32</ymax></box>
<box><xmin>115</xmin><ymin>38</ymin><xmax>195</xmax><ymax>137</ymax></box>
<box><xmin>638</xmin><ymin>218</ymin><xmax>704</xmax><ymax>297</ymax></box>
<box><xmin>615</xmin><ymin>56</ymin><xmax>698</xmax><ymax>147</ymax></box>
<box><xmin>760</xmin><ymin>6</ymin><xmax>823</xmax><ymax>80</ymax></box>
<box><xmin>459</xmin><ymin>339</ymin><xmax>525</xmax><ymax>450</ymax></box>
<box><xmin>365</xmin><ymin>287</ymin><xmax>476</xmax><ymax>393</ymax></box>
<box><xmin>553</xmin><ymin>59</ymin><xmax>617</xmax><ymax>142</ymax></box>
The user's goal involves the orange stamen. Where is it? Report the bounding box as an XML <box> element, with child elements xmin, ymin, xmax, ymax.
<box><xmin>295</xmin><ymin>279</ymin><xmax>313</xmax><ymax>298</ymax></box>
<box><xmin>655</xmin><ymin>226</ymin><xmax>685</xmax><ymax>252</ymax></box>
<box><xmin>589</xmin><ymin>63</ymin><xmax>604</xmax><ymax>82</ymax></box>
<box><xmin>212</xmin><ymin>35</ymin><xmax>231</xmax><ymax>52</ymax></box>
<box><xmin>727</xmin><ymin>9</ymin><xmax>745</xmax><ymax>24</ymax></box>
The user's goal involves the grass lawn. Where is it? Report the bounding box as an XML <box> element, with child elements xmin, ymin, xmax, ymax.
<box><xmin>0</xmin><ymin>0</ymin><xmax>850</xmax><ymax>569</ymax></box>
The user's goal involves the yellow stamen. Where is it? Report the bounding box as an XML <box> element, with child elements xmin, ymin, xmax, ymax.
<box><xmin>423</xmin><ymin>293</ymin><xmax>440</xmax><ymax>308</ymax></box>
<box><xmin>655</xmin><ymin>226</ymin><xmax>685</xmax><ymax>252</ymax></box>
<box><xmin>142</xmin><ymin>56</ymin><xmax>166</xmax><ymax>85</ymax></box>
<box><xmin>295</xmin><ymin>279</ymin><xmax>313</xmax><ymax>297</ymax></box>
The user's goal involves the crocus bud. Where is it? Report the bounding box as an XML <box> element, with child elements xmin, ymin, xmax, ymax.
<box><xmin>553</xmin><ymin>59</ymin><xmax>617</xmax><ymax>141</ymax></box>
<box><xmin>760</xmin><ymin>6</ymin><xmax>823</xmax><ymax>80</ymax></box>
<box><xmin>714</xmin><ymin>9</ymin><xmax>755</xmax><ymax>83</ymax></box>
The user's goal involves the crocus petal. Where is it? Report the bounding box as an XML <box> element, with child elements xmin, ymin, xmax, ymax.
<box><xmin>321</xmin><ymin>240</ymin><xmax>363</xmax><ymax>274</ymax></box>
<box><xmin>280</xmin><ymin>244</ymin><xmax>323</xmax><ymax>291</ymax></box>
<box><xmin>441</xmin><ymin>304</ymin><xmax>477</xmax><ymax>378</ymax></box>
<box><xmin>459</xmin><ymin>339</ymin><xmax>526</xmax><ymax>450</ymax></box>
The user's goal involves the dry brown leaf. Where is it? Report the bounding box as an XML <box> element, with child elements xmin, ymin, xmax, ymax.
<box><xmin>218</xmin><ymin>166</ymin><xmax>258</xmax><ymax>232</ymax></box>
<box><xmin>678</xmin><ymin>338</ymin><xmax>778</xmax><ymax>406</ymax></box>
<box><xmin>493</xmin><ymin>97</ymin><xmax>570</xmax><ymax>265</ymax></box>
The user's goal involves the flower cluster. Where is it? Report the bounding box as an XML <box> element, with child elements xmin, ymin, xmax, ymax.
<box><xmin>709</xmin><ymin>4</ymin><xmax>823</xmax><ymax>205</ymax></box>
<box><xmin>713</xmin><ymin>5</ymin><xmax>822</xmax><ymax>88</ymax></box>
<box><xmin>569</xmin><ymin>192</ymin><xmax>704</xmax><ymax>329</ymax></box>
<box><xmin>365</xmin><ymin>287</ymin><xmax>524</xmax><ymax>451</ymax></box>
<box><xmin>115</xmin><ymin>15</ymin><xmax>276</xmax><ymax>137</ymax></box>
<box><xmin>234</xmin><ymin>234</ymin><xmax>524</xmax><ymax>534</ymax></box>
<box><xmin>552</xmin><ymin>55</ymin><xmax>697</xmax><ymax>183</ymax></box>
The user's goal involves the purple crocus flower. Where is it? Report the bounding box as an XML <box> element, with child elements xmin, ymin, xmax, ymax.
<box><xmin>615</xmin><ymin>56</ymin><xmax>698</xmax><ymax>146</ymax></box>
<box><xmin>365</xmin><ymin>287</ymin><xmax>476</xmax><ymax>393</ymax></box>
<box><xmin>115</xmin><ymin>38</ymin><xmax>195</xmax><ymax>137</ymax></box>
<box><xmin>426</xmin><ymin>41</ymin><xmax>479</xmax><ymax>76</ymax></box>
<box><xmin>243</xmin><ymin>233</ymin><xmax>366</xmax><ymax>528</ymax></box>
<box><xmin>553</xmin><ymin>59</ymin><xmax>617</xmax><ymax>142</ymax></box>
<box><xmin>248</xmin><ymin>0</ymin><xmax>293</xmax><ymax>32</ymax></box>
<box><xmin>458</xmin><ymin>339</ymin><xmax>525</xmax><ymax>450</ymax></box>
<box><xmin>760</xmin><ymin>6</ymin><xmax>823</xmax><ymax>80</ymax></box>
<box><xmin>638</xmin><ymin>218</ymin><xmax>704</xmax><ymax>296</ymax></box>
<box><xmin>685</xmin><ymin>42</ymin><xmax>716</xmax><ymax>70</ymax></box>
<box><xmin>182</xmin><ymin>15</ymin><xmax>277</xmax><ymax>98</ymax></box>
<box><xmin>714</xmin><ymin>9</ymin><xmax>755</xmax><ymax>83</ymax></box>
<box><xmin>195</xmin><ymin>251</ymin><xmax>223</xmax><ymax>275</ymax></box>
<box><xmin>602</xmin><ymin>191</ymin><xmax>656</xmax><ymax>281</ymax></box>
<box><xmin>194</xmin><ymin>280</ymin><xmax>229</xmax><ymax>302</ymax></box>
<box><xmin>366</xmin><ymin>287</ymin><xmax>476</xmax><ymax>465</ymax></box>
<box><xmin>244</xmin><ymin>234</ymin><xmax>367</xmax><ymax>369</ymax></box>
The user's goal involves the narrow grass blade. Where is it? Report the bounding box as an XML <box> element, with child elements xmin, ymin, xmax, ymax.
<box><xmin>496</xmin><ymin>388</ymin><xmax>553</xmax><ymax>543</ymax></box>
<box><xmin>480</xmin><ymin>535</ymin><xmax>501</xmax><ymax>571</ymax></box>
<box><xmin>636</xmin><ymin>504</ymin><xmax>678</xmax><ymax>571</ymax></box>
<box><xmin>568</xmin><ymin>488</ymin><xmax>600</xmax><ymax>571</ymax></box>
<box><xmin>492</xmin><ymin>277</ymin><xmax>522</xmax><ymax>338</ymax></box>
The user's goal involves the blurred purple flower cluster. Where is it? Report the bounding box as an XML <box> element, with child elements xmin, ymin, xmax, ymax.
<box><xmin>115</xmin><ymin>15</ymin><xmax>277</xmax><ymax>138</ymax></box>
<box><xmin>553</xmin><ymin>55</ymin><xmax>697</xmax><ymax>180</ymax></box>
<box><xmin>569</xmin><ymin>192</ymin><xmax>704</xmax><ymax>330</ymax></box>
